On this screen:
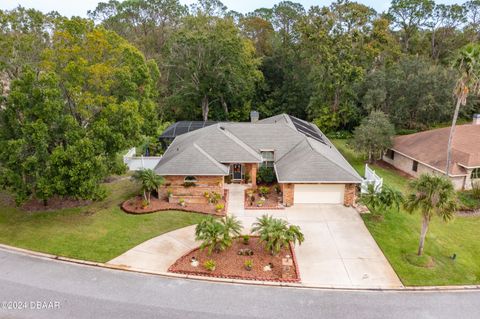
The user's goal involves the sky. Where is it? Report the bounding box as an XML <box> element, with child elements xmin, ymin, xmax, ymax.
<box><xmin>0</xmin><ymin>0</ymin><xmax>464</xmax><ymax>17</ymax></box>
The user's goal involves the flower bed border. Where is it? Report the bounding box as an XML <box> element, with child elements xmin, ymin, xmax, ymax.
<box><xmin>168</xmin><ymin>238</ymin><xmax>300</xmax><ymax>283</ymax></box>
<box><xmin>121</xmin><ymin>189</ymin><xmax>229</xmax><ymax>216</ymax></box>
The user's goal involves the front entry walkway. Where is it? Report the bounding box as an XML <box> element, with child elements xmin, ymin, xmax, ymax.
<box><xmin>108</xmin><ymin>184</ymin><xmax>402</xmax><ymax>288</ymax></box>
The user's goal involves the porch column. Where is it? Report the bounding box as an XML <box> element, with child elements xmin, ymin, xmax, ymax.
<box><xmin>250</xmin><ymin>164</ymin><xmax>257</xmax><ymax>187</ymax></box>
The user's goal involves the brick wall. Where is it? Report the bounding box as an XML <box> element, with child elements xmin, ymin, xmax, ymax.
<box><xmin>158</xmin><ymin>175</ymin><xmax>224</xmax><ymax>199</ymax></box>
<box><xmin>245</xmin><ymin>163</ymin><xmax>258</xmax><ymax>186</ymax></box>
<box><xmin>343</xmin><ymin>184</ymin><xmax>357</xmax><ymax>206</ymax></box>
<box><xmin>281</xmin><ymin>183</ymin><xmax>294</xmax><ymax>207</ymax></box>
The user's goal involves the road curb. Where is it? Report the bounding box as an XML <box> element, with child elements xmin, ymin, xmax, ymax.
<box><xmin>0</xmin><ymin>243</ymin><xmax>479</xmax><ymax>292</ymax></box>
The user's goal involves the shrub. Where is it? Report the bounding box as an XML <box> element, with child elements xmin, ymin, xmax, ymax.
<box><xmin>225</xmin><ymin>175</ymin><xmax>232</xmax><ymax>184</ymax></box>
<box><xmin>195</xmin><ymin>216</ymin><xmax>243</xmax><ymax>254</ymax></box>
<box><xmin>215</xmin><ymin>203</ymin><xmax>224</xmax><ymax>212</ymax></box>
<box><xmin>203</xmin><ymin>259</ymin><xmax>216</xmax><ymax>271</ymax></box>
<box><xmin>257</xmin><ymin>166</ymin><xmax>276</xmax><ymax>184</ymax></box>
<box><xmin>242</xmin><ymin>235</ymin><xmax>250</xmax><ymax>245</ymax></box>
<box><xmin>252</xmin><ymin>215</ymin><xmax>305</xmax><ymax>255</ymax></box>
<box><xmin>166</xmin><ymin>188</ymin><xmax>173</xmax><ymax>198</ymax></box>
<box><xmin>274</xmin><ymin>184</ymin><xmax>281</xmax><ymax>194</ymax></box>
<box><xmin>209</xmin><ymin>191</ymin><xmax>222</xmax><ymax>204</ymax></box>
<box><xmin>183</xmin><ymin>181</ymin><xmax>196</xmax><ymax>187</ymax></box>
<box><xmin>179</xmin><ymin>198</ymin><xmax>186</xmax><ymax>207</ymax></box>
<box><xmin>258</xmin><ymin>186</ymin><xmax>270</xmax><ymax>197</ymax></box>
<box><xmin>244</xmin><ymin>259</ymin><xmax>253</xmax><ymax>270</ymax></box>
<box><xmin>360</xmin><ymin>183</ymin><xmax>403</xmax><ymax>215</ymax></box>
<box><xmin>472</xmin><ymin>181</ymin><xmax>480</xmax><ymax>199</ymax></box>
<box><xmin>203</xmin><ymin>191</ymin><xmax>210</xmax><ymax>199</ymax></box>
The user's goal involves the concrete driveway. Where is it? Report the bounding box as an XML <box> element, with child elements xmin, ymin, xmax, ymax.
<box><xmin>228</xmin><ymin>184</ymin><xmax>402</xmax><ymax>288</ymax></box>
<box><xmin>108</xmin><ymin>184</ymin><xmax>402</xmax><ymax>289</ymax></box>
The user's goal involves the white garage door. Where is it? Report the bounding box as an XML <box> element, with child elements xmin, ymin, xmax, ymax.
<box><xmin>294</xmin><ymin>184</ymin><xmax>345</xmax><ymax>204</ymax></box>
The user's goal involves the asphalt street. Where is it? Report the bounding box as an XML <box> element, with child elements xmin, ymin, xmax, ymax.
<box><xmin>0</xmin><ymin>248</ymin><xmax>479</xmax><ymax>319</ymax></box>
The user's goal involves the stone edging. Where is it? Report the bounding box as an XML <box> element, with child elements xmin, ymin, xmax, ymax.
<box><xmin>167</xmin><ymin>239</ymin><xmax>300</xmax><ymax>283</ymax></box>
<box><xmin>120</xmin><ymin>189</ymin><xmax>230</xmax><ymax>217</ymax></box>
<box><xmin>0</xmin><ymin>243</ymin><xmax>479</xmax><ymax>292</ymax></box>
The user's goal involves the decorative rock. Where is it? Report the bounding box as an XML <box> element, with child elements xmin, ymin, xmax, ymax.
<box><xmin>190</xmin><ymin>257</ymin><xmax>199</xmax><ymax>267</ymax></box>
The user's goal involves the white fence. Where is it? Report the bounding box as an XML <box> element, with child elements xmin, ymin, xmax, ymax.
<box><xmin>361</xmin><ymin>164</ymin><xmax>383</xmax><ymax>193</ymax></box>
<box><xmin>123</xmin><ymin>148</ymin><xmax>162</xmax><ymax>171</ymax></box>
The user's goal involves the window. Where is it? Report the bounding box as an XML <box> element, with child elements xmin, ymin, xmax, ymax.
<box><xmin>386</xmin><ymin>149</ymin><xmax>395</xmax><ymax>160</ymax></box>
<box><xmin>472</xmin><ymin>168</ymin><xmax>480</xmax><ymax>180</ymax></box>
<box><xmin>261</xmin><ymin>151</ymin><xmax>274</xmax><ymax>168</ymax></box>
<box><xmin>412</xmin><ymin>161</ymin><xmax>418</xmax><ymax>172</ymax></box>
<box><xmin>184</xmin><ymin>176</ymin><xmax>197</xmax><ymax>183</ymax></box>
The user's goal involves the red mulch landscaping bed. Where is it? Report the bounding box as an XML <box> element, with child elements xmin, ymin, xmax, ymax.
<box><xmin>244</xmin><ymin>186</ymin><xmax>284</xmax><ymax>210</ymax></box>
<box><xmin>169</xmin><ymin>237</ymin><xmax>299</xmax><ymax>282</ymax></box>
<box><xmin>121</xmin><ymin>190</ymin><xmax>228</xmax><ymax>216</ymax></box>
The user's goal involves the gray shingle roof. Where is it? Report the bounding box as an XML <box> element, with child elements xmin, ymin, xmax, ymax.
<box><xmin>154</xmin><ymin>114</ymin><xmax>362</xmax><ymax>183</ymax></box>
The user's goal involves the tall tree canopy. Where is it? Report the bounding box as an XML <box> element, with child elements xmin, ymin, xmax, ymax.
<box><xmin>0</xmin><ymin>17</ymin><xmax>160</xmax><ymax>204</ymax></box>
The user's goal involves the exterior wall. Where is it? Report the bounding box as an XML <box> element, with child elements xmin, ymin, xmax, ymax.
<box><xmin>343</xmin><ymin>184</ymin><xmax>357</xmax><ymax>207</ymax></box>
<box><xmin>383</xmin><ymin>151</ymin><xmax>467</xmax><ymax>190</ymax></box>
<box><xmin>158</xmin><ymin>175</ymin><xmax>224</xmax><ymax>200</ymax></box>
<box><xmin>245</xmin><ymin>163</ymin><xmax>258</xmax><ymax>187</ymax></box>
<box><xmin>280</xmin><ymin>183</ymin><xmax>294</xmax><ymax>207</ymax></box>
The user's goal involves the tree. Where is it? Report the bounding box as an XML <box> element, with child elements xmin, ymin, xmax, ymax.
<box><xmin>0</xmin><ymin>18</ymin><xmax>160</xmax><ymax>204</ymax></box>
<box><xmin>353</xmin><ymin>111</ymin><xmax>395</xmax><ymax>163</ymax></box>
<box><xmin>195</xmin><ymin>215</ymin><xmax>243</xmax><ymax>254</ymax></box>
<box><xmin>251</xmin><ymin>214</ymin><xmax>304</xmax><ymax>255</ymax></box>
<box><xmin>360</xmin><ymin>183</ymin><xmax>404</xmax><ymax>215</ymax></box>
<box><xmin>132</xmin><ymin>169</ymin><xmax>164</xmax><ymax>204</ymax></box>
<box><xmin>446</xmin><ymin>43</ymin><xmax>480</xmax><ymax>175</ymax></box>
<box><xmin>404</xmin><ymin>174</ymin><xmax>457</xmax><ymax>256</ymax></box>
<box><xmin>164</xmin><ymin>15</ymin><xmax>261</xmax><ymax>121</ymax></box>
<box><xmin>388</xmin><ymin>0</ymin><xmax>434</xmax><ymax>52</ymax></box>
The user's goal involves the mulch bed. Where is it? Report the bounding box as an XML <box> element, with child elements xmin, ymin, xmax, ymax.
<box><xmin>168</xmin><ymin>237</ymin><xmax>299</xmax><ymax>282</ymax></box>
<box><xmin>21</xmin><ymin>196</ymin><xmax>92</xmax><ymax>212</ymax></box>
<box><xmin>121</xmin><ymin>189</ymin><xmax>228</xmax><ymax>216</ymax></box>
<box><xmin>244</xmin><ymin>186</ymin><xmax>284</xmax><ymax>210</ymax></box>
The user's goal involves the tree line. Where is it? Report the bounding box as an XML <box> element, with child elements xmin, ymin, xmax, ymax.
<box><xmin>1</xmin><ymin>0</ymin><xmax>480</xmax><ymax>203</ymax></box>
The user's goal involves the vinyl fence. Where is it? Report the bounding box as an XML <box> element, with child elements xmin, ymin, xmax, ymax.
<box><xmin>361</xmin><ymin>164</ymin><xmax>383</xmax><ymax>193</ymax></box>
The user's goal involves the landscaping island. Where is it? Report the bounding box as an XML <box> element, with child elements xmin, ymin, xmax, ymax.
<box><xmin>169</xmin><ymin>237</ymin><xmax>299</xmax><ymax>282</ymax></box>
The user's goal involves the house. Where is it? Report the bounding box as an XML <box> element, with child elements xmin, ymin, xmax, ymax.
<box><xmin>383</xmin><ymin>114</ymin><xmax>480</xmax><ymax>190</ymax></box>
<box><xmin>154</xmin><ymin>113</ymin><xmax>362</xmax><ymax>206</ymax></box>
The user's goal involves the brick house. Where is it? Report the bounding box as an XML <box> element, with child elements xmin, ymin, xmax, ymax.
<box><xmin>383</xmin><ymin>114</ymin><xmax>480</xmax><ymax>190</ymax></box>
<box><xmin>155</xmin><ymin>113</ymin><xmax>362</xmax><ymax>207</ymax></box>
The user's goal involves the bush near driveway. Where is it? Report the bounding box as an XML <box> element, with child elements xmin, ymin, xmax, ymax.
<box><xmin>0</xmin><ymin>177</ymin><xmax>205</xmax><ymax>263</ymax></box>
<box><xmin>333</xmin><ymin>139</ymin><xmax>480</xmax><ymax>286</ymax></box>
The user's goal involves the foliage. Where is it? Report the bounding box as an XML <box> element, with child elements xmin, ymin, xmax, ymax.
<box><xmin>404</xmin><ymin>173</ymin><xmax>457</xmax><ymax>256</ymax></box>
<box><xmin>251</xmin><ymin>214</ymin><xmax>304</xmax><ymax>255</ymax></box>
<box><xmin>132</xmin><ymin>169</ymin><xmax>164</xmax><ymax>205</ymax></box>
<box><xmin>203</xmin><ymin>259</ymin><xmax>216</xmax><ymax>271</ymax></box>
<box><xmin>360</xmin><ymin>183</ymin><xmax>404</xmax><ymax>215</ymax></box>
<box><xmin>215</xmin><ymin>203</ymin><xmax>224</xmax><ymax>211</ymax></box>
<box><xmin>242</xmin><ymin>234</ymin><xmax>250</xmax><ymax>245</ymax></box>
<box><xmin>244</xmin><ymin>259</ymin><xmax>253</xmax><ymax>270</ymax></box>
<box><xmin>457</xmin><ymin>190</ymin><xmax>480</xmax><ymax>210</ymax></box>
<box><xmin>195</xmin><ymin>215</ymin><xmax>243</xmax><ymax>254</ymax></box>
<box><xmin>353</xmin><ymin>111</ymin><xmax>395</xmax><ymax>163</ymax></box>
<box><xmin>0</xmin><ymin>17</ymin><xmax>159</xmax><ymax>204</ymax></box>
<box><xmin>257</xmin><ymin>166</ymin><xmax>276</xmax><ymax>184</ymax></box>
<box><xmin>258</xmin><ymin>186</ymin><xmax>270</xmax><ymax>197</ymax></box>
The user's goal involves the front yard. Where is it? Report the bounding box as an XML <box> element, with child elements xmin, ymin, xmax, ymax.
<box><xmin>0</xmin><ymin>177</ymin><xmax>205</xmax><ymax>262</ymax></box>
<box><xmin>333</xmin><ymin>139</ymin><xmax>480</xmax><ymax>286</ymax></box>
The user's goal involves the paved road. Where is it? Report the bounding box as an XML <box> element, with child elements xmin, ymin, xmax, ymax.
<box><xmin>0</xmin><ymin>249</ymin><xmax>479</xmax><ymax>319</ymax></box>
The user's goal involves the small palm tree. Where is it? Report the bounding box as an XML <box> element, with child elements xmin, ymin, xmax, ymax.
<box><xmin>446</xmin><ymin>44</ymin><xmax>480</xmax><ymax>174</ymax></box>
<box><xmin>195</xmin><ymin>215</ymin><xmax>243</xmax><ymax>255</ymax></box>
<box><xmin>251</xmin><ymin>215</ymin><xmax>304</xmax><ymax>255</ymax></box>
<box><xmin>404</xmin><ymin>174</ymin><xmax>457</xmax><ymax>256</ymax></box>
<box><xmin>361</xmin><ymin>183</ymin><xmax>404</xmax><ymax>215</ymax></box>
<box><xmin>132</xmin><ymin>169</ymin><xmax>164</xmax><ymax>205</ymax></box>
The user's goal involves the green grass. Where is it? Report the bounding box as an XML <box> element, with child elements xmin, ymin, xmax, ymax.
<box><xmin>332</xmin><ymin>139</ymin><xmax>480</xmax><ymax>286</ymax></box>
<box><xmin>0</xmin><ymin>178</ymin><xmax>205</xmax><ymax>262</ymax></box>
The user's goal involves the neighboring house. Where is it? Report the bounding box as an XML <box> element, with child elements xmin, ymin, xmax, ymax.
<box><xmin>154</xmin><ymin>113</ymin><xmax>362</xmax><ymax>206</ymax></box>
<box><xmin>383</xmin><ymin>114</ymin><xmax>480</xmax><ymax>190</ymax></box>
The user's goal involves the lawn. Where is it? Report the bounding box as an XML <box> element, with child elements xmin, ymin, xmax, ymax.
<box><xmin>332</xmin><ymin>139</ymin><xmax>480</xmax><ymax>286</ymax></box>
<box><xmin>0</xmin><ymin>177</ymin><xmax>206</xmax><ymax>263</ymax></box>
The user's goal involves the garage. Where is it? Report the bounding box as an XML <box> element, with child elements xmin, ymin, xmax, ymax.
<box><xmin>294</xmin><ymin>184</ymin><xmax>345</xmax><ymax>204</ymax></box>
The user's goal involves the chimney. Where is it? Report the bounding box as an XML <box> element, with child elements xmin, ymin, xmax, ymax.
<box><xmin>250</xmin><ymin>110</ymin><xmax>259</xmax><ymax>123</ymax></box>
<box><xmin>473</xmin><ymin>114</ymin><xmax>480</xmax><ymax>125</ymax></box>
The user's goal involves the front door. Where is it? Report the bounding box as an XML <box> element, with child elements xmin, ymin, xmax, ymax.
<box><xmin>233</xmin><ymin>164</ymin><xmax>242</xmax><ymax>180</ymax></box>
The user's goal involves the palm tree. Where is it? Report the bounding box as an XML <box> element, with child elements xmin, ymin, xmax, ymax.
<box><xmin>251</xmin><ymin>215</ymin><xmax>304</xmax><ymax>255</ymax></box>
<box><xmin>446</xmin><ymin>44</ymin><xmax>480</xmax><ymax>174</ymax></box>
<box><xmin>404</xmin><ymin>174</ymin><xmax>457</xmax><ymax>256</ymax></box>
<box><xmin>132</xmin><ymin>169</ymin><xmax>164</xmax><ymax>205</ymax></box>
<box><xmin>195</xmin><ymin>216</ymin><xmax>243</xmax><ymax>255</ymax></box>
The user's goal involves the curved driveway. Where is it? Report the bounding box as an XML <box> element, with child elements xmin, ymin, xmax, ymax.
<box><xmin>0</xmin><ymin>249</ymin><xmax>479</xmax><ymax>319</ymax></box>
